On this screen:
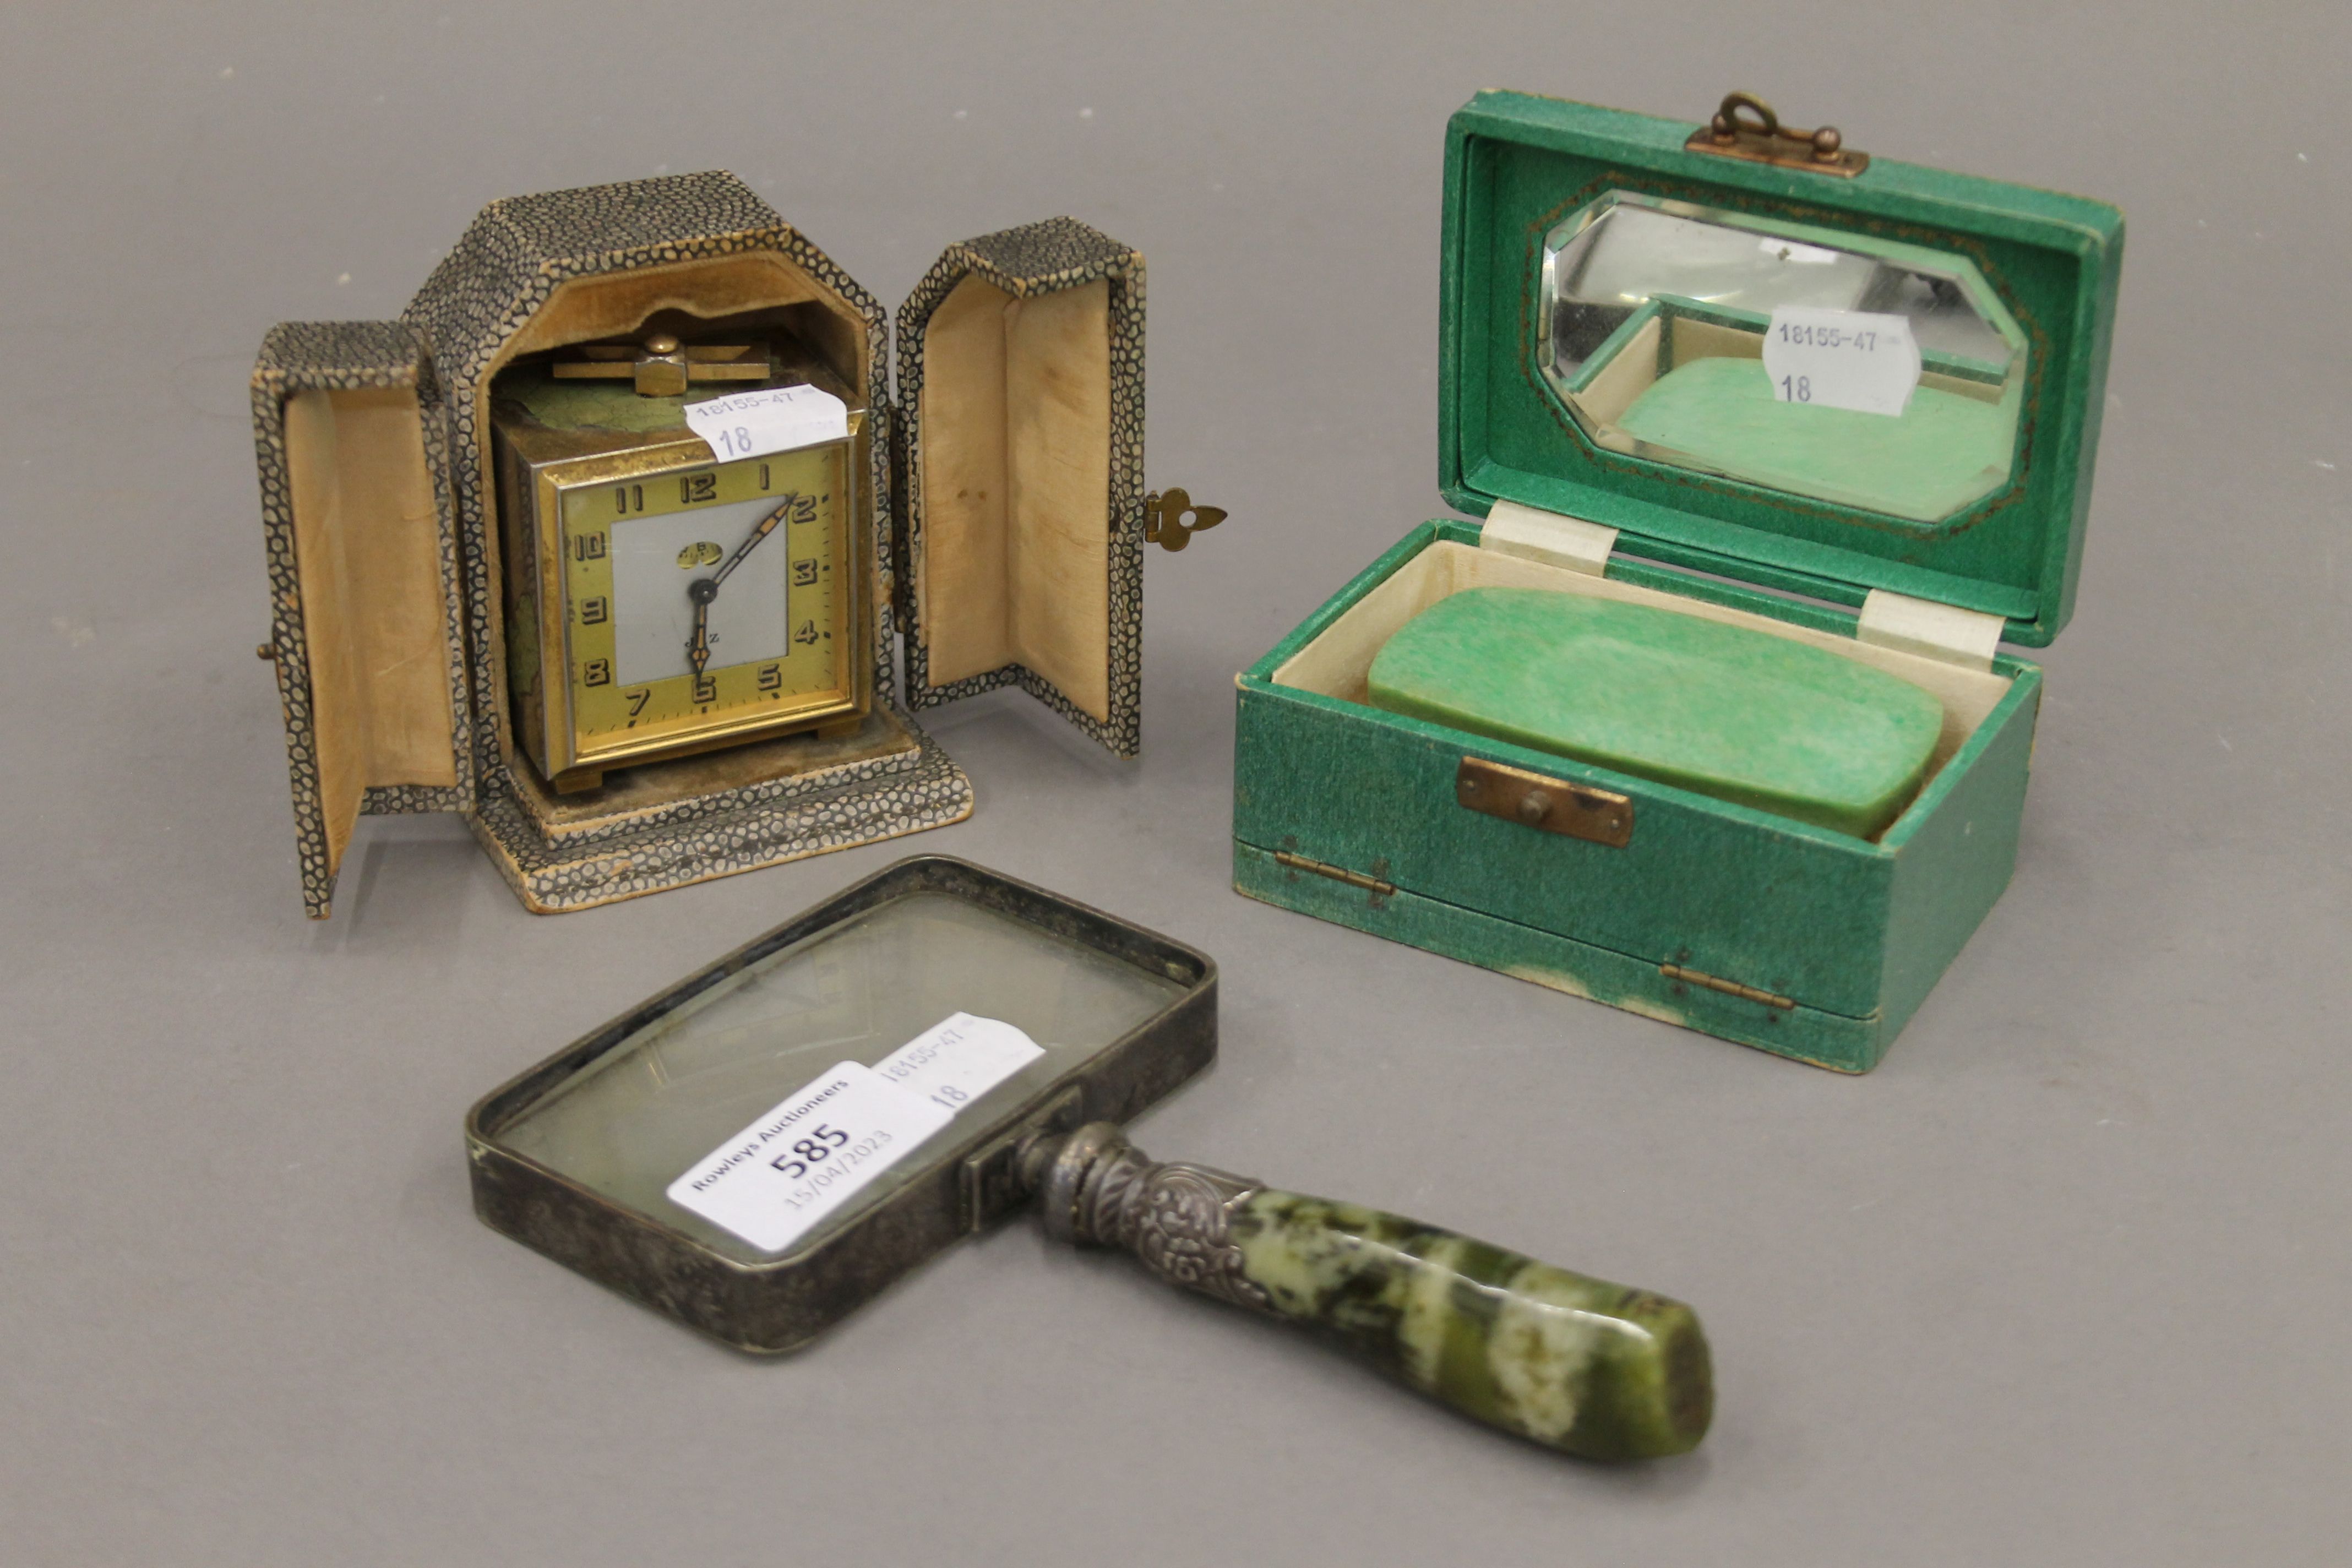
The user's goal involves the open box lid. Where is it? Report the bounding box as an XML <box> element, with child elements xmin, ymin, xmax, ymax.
<box><xmin>895</xmin><ymin>219</ymin><xmax>1147</xmax><ymax>756</ymax></box>
<box><xmin>1440</xmin><ymin>91</ymin><xmax>2124</xmax><ymax>647</ymax></box>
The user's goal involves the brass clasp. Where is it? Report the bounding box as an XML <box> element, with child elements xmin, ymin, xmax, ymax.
<box><xmin>1456</xmin><ymin>756</ymin><xmax>1633</xmax><ymax>847</ymax></box>
<box><xmin>1144</xmin><ymin>487</ymin><xmax>1227</xmax><ymax>552</ymax></box>
<box><xmin>1684</xmin><ymin>92</ymin><xmax>1869</xmax><ymax>178</ymax></box>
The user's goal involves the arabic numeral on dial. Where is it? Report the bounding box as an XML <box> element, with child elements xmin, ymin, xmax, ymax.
<box><xmin>758</xmin><ymin>462</ymin><xmax>771</xmax><ymax>491</ymax></box>
<box><xmin>791</xmin><ymin>558</ymin><xmax>818</xmax><ymax>586</ymax></box>
<box><xmin>680</xmin><ymin>473</ymin><xmax>717</xmax><ymax>505</ymax></box>
<box><xmin>625</xmin><ymin>688</ymin><xmax>650</xmax><ymax>717</ymax></box>
<box><xmin>756</xmin><ymin>663</ymin><xmax>781</xmax><ymax>693</ymax></box>
<box><xmin>582</xmin><ymin>658</ymin><xmax>612</xmax><ymax>687</ymax></box>
<box><xmin>579</xmin><ymin>595</ymin><xmax>608</xmax><ymax>625</ymax></box>
<box><xmin>612</xmin><ymin>485</ymin><xmax>643</xmax><ymax>515</ymax></box>
<box><xmin>574</xmin><ymin>532</ymin><xmax>606</xmax><ymax>562</ymax></box>
<box><xmin>692</xmin><ymin>674</ymin><xmax>717</xmax><ymax>704</ymax></box>
<box><xmin>793</xmin><ymin>620</ymin><xmax>820</xmax><ymax>647</ymax></box>
<box><xmin>792</xmin><ymin>494</ymin><xmax>818</xmax><ymax>525</ymax></box>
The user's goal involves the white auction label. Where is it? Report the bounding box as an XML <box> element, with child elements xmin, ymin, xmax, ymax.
<box><xmin>665</xmin><ymin>1061</ymin><xmax>951</xmax><ymax>1254</ymax></box>
<box><xmin>873</xmin><ymin>1012</ymin><xmax>1045</xmax><ymax>1113</ymax></box>
<box><xmin>684</xmin><ymin>383</ymin><xmax>850</xmax><ymax>462</ymax></box>
<box><xmin>1761</xmin><ymin>306</ymin><xmax>1921</xmax><ymax>418</ymax></box>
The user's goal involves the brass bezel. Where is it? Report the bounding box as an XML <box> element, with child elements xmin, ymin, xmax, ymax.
<box><xmin>512</xmin><ymin>412</ymin><xmax>872</xmax><ymax>790</ymax></box>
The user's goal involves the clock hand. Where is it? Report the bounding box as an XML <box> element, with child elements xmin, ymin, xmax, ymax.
<box><xmin>686</xmin><ymin>587</ymin><xmax>714</xmax><ymax>676</ymax></box>
<box><xmin>709</xmin><ymin>493</ymin><xmax>797</xmax><ymax>590</ymax></box>
<box><xmin>684</xmin><ymin>493</ymin><xmax>795</xmax><ymax>675</ymax></box>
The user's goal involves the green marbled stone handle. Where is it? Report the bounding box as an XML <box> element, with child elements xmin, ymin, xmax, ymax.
<box><xmin>1021</xmin><ymin>1123</ymin><xmax>1711</xmax><ymax>1461</ymax></box>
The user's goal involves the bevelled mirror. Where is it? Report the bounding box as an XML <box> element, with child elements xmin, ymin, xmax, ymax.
<box><xmin>1538</xmin><ymin>191</ymin><xmax>2028</xmax><ymax>524</ymax></box>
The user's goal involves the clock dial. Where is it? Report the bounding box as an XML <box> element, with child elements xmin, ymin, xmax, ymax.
<box><xmin>556</xmin><ymin>439</ymin><xmax>853</xmax><ymax>765</ymax></box>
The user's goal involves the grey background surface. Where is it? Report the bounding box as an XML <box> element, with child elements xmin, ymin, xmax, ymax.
<box><xmin>4</xmin><ymin>3</ymin><xmax>2346</xmax><ymax>1563</ymax></box>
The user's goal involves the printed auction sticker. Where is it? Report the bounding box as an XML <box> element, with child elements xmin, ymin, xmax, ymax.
<box><xmin>874</xmin><ymin>1012</ymin><xmax>1044</xmax><ymax>1113</ymax></box>
<box><xmin>664</xmin><ymin>1016</ymin><xmax>1045</xmax><ymax>1254</ymax></box>
<box><xmin>684</xmin><ymin>383</ymin><xmax>850</xmax><ymax>462</ymax></box>
<box><xmin>1761</xmin><ymin>306</ymin><xmax>1922</xmax><ymax>418</ymax></box>
<box><xmin>666</xmin><ymin>1061</ymin><xmax>951</xmax><ymax>1254</ymax></box>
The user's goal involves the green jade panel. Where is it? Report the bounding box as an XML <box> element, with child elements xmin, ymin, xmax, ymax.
<box><xmin>1229</xmin><ymin>1189</ymin><xmax>1711</xmax><ymax>1460</ymax></box>
<box><xmin>1367</xmin><ymin>587</ymin><xmax>1943</xmax><ymax>837</ymax></box>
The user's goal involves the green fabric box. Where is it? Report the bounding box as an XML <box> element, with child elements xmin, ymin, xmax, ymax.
<box><xmin>1231</xmin><ymin>92</ymin><xmax>2122</xmax><ymax>1071</ymax></box>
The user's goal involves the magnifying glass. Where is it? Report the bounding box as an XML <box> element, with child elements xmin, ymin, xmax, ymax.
<box><xmin>467</xmin><ymin>857</ymin><xmax>1711</xmax><ymax>1462</ymax></box>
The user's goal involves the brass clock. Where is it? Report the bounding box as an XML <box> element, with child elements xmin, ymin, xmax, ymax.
<box><xmin>492</xmin><ymin>336</ymin><xmax>869</xmax><ymax>793</ymax></box>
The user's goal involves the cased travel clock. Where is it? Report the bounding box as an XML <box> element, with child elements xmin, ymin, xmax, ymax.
<box><xmin>492</xmin><ymin>342</ymin><xmax>868</xmax><ymax>792</ymax></box>
<box><xmin>249</xmin><ymin>173</ymin><xmax>1220</xmax><ymax>916</ymax></box>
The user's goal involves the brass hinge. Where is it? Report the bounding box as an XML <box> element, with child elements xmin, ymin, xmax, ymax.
<box><xmin>1659</xmin><ymin>963</ymin><xmax>1796</xmax><ymax>1011</ymax></box>
<box><xmin>1684</xmin><ymin>92</ymin><xmax>1868</xmax><ymax>179</ymax></box>
<box><xmin>1273</xmin><ymin>851</ymin><xmax>1395</xmax><ymax>898</ymax></box>
<box><xmin>1145</xmin><ymin>487</ymin><xmax>1227</xmax><ymax>553</ymax></box>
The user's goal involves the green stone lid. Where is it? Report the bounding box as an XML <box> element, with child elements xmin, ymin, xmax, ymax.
<box><xmin>1440</xmin><ymin>91</ymin><xmax>2124</xmax><ymax>646</ymax></box>
<box><xmin>1366</xmin><ymin>587</ymin><xmax>1945</xmax><ymax>837</ymax></box>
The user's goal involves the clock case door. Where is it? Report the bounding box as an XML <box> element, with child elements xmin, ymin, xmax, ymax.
<box><xmin>252</xmin><ymin>322</ymin><xmax>474</xmax><ymax>919</ymax></box>
<box><xmin>251</xmin><ymin>183</ymin><xmax>1145</xmax><ymax>919</ymax></box>
<box><xmin>893</xmin><ymin>220</ymin><xmax>1147</xmax><ymax>759</ymax></box>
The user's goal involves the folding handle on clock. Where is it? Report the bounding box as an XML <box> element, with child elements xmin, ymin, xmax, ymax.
<box><xmin>1016</xmin><ymin>1123</ymin><xmax>1712</xmax><ymax>1461</ymax></box>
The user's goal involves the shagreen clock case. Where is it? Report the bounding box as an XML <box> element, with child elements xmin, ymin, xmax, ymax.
<box><xmin>1232</xmin><ymin>92</ymin><xmax>2123</xmax><ymax>1072</ymax></box>
<box><xmin>252</xmin><ymin>178</ymin><xmax>1146</xmax><ymax>917</ymax></box>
